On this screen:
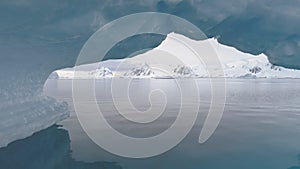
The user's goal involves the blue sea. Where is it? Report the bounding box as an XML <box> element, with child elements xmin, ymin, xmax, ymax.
<box><xmin>1</xmin><ymin>78</ymin><xmax>300</xmax><ymax>169</ymax></box>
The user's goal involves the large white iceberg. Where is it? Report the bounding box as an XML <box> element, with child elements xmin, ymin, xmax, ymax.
<box><xmin>49</xmin><ymin>33</ymin><xmax>300</xmax><ymax>79</ymax></box>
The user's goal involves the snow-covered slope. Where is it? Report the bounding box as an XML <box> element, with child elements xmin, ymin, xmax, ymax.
<box><xmin>50</xmin><ymin>33</ymin><xmax>300</xmax><ymax>79</ymax></box>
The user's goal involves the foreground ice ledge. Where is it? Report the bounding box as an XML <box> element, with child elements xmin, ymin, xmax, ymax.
<box><xmin>49</xmin><ymin>33</ymin><xmax>300</xmax><ymax>79</ymax></box>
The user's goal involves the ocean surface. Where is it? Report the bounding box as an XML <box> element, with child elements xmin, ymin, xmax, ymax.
<box><xmin>1</xmin><ymin>78</ymin><xmax>300</xmax><ymax>169</ymax></box>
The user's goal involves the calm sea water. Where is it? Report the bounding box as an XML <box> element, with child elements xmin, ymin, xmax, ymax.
<box><xmin>1</xmin><ymin>79</ymin><xmax>300</xmax><ymax>169</ymax></box>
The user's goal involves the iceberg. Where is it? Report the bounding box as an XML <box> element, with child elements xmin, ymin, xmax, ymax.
<box><xmin>50</xmin><ymin>33</ymin><xmax>300</xmax><ymax>79</ymax></box>
<box><xmin>95</xmin><ymin>67</ymin><xmax>113</xmax><ymax>78</ymax></box>
<box><xmin>173</xmin><ymin>65</ymin><xmax>197</xmax><ymax>77</ymax></box>
<box><xmin>123</xmin><ymin>64</ymin><xmax>154</xmax><ymax>78</ymax></box>
<box><xmin>49</xmin><ymin>67</ymin><xmax>113</xmax><ymax>79</ymax></box>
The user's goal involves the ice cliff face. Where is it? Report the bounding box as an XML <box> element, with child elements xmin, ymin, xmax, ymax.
<box><xmin>51</xmin><ymin>33</ymin><xmax>300</xmax><ymax>79</ymax></box>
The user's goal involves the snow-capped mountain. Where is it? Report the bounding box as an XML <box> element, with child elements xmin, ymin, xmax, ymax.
<box><xmin>49</xmin><ymin>33</ymin><xmax>300</xmax><ymax>79</ymax></box>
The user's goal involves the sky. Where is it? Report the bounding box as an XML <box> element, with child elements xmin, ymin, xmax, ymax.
<box><xmin>0</xmin><ymin>0</ymin><xmax>299</xmax><ymax>79</ymax></box>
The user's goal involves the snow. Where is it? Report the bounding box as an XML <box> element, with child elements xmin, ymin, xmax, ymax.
<box><xmin>49</xmin><ymin>33</ymin><xmax>300</xmax><ymax>79</ymax></box>
<box><xmin>173</xmin><ymin>65</ymin><xmax>197</xmax><ymax>77</ymax></box>
<box><xmin>50</xmin><ymin>67</ymin><xmax>113</xmax><ymax>79</ymax></box>
<box><xmin>123</xmin><ymin>64</ymin><xmax>154</xmax><ymax>78</ymax></box>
